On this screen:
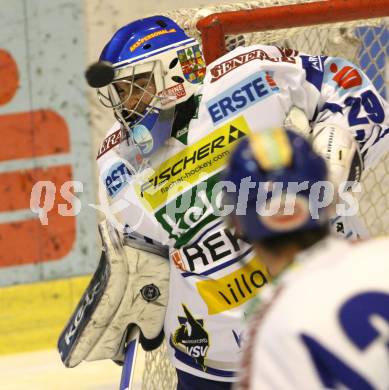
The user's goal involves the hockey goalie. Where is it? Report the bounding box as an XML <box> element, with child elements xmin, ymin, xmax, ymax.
<box><xmin>58</xmin><ymin>14</ymin><xmax>389</xmax><ymax>390</ymax></box>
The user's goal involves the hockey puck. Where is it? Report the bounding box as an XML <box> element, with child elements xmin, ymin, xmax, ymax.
<box><xmin>85</xmin><ymin>61</ymin><xmax>115</xmax><ymax>88</ymax></box>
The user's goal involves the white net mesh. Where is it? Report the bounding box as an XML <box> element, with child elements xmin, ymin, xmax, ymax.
<box><xmin>141</xmin><ymin>1</ymin><xmax>389</xmax><ymax>388</ymax></box>
<box><xmin>164</xmin><ymin>0</ymin><xmax>385</xmax><ymax>51</ymax></box>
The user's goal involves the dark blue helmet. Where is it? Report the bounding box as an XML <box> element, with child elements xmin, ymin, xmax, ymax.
<box><xmin>224</xmin><ymin>128</ymin><xmax>330</xmax><ymax>242</ymax></box>
<box><xmin>100</xmin><ymin>16</ymin><xmax>190</xmax><ymax>65</ymax></box>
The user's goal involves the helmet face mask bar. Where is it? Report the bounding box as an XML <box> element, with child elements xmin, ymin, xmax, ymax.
<box><xmin>96</xmin><ymin>59</ymin><xmax>175</xmax><ymax>174</ymax></box>
<box><xmin>97</xmin><ymin>60</ymin><xmax>166</xmax><ymax>126</ymax></box>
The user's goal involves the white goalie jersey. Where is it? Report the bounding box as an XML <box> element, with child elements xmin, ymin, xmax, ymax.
<box><xmin>238</xmin><ymin>236</ymin><xmax>389</xmax><ymax>390</ymax></box>
<box><xmin>96</xmin><ymin>44</ymin><xmax>389</xmax><ymax>381</ymax></box>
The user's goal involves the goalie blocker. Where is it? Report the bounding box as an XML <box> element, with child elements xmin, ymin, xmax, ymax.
<box><xmin>58</xmin><ymin>220</ymin><xmax>170</xmax><ymax>367</ymax></box>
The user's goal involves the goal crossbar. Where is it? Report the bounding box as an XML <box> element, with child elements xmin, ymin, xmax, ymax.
<box><xmin>197</xmin><ymin>0</ymin><xmax>389</xmax><ymax>63</ymax></box>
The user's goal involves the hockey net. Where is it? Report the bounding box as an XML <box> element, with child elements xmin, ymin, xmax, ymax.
<box><xmin>141</xmin><ymin>1</ymin><xmax>389</xmax><ymax>388</ymax></box>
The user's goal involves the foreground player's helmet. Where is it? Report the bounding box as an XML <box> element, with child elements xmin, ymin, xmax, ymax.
<box><xmin>93</xmin><ymin>15</ymin><xmax>205</xmax><ymax>158</ymax></box>
<box><xmin>224</xmin><ymin>128</ymin><xmax>329</xmax><ymax>242</ymax></box>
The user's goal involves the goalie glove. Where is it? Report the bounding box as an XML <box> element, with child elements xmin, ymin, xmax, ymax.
<box><xmin>311</xmin><ymin>123</ymin><xmax>363</xmax><ymax>189</ymax></box>
<box><xmin>58</xmin><ymin>220</ymin><xmax>170</xmax><ymax>367</ymax></box>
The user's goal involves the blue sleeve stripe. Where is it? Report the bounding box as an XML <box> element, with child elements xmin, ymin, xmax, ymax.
<box><xmin>301</xmin><ymin>55</ymin><xmax>326</xmax><ymax>92</ymax></box>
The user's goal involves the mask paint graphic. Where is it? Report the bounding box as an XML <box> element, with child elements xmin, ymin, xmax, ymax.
<box><xmin>177</xmin><ymin>45</ymin><xmax>206</xmax><ymax>84</ymax></box>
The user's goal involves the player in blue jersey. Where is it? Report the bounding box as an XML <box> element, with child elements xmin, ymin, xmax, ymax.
<box><xmin>224</xmin><ymin>128</ymin><xmax>389</xmax><ymax>389</ymax></box>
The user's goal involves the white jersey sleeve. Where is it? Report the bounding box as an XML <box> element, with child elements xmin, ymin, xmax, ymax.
<box><xmin>238</xmin><ymin>237</ymin><xmax>389</xmax><ymax>390</ymax></box>
<box><xmin>204</xmin><ymin>44</ymin><xmax>389</xmax><ymax>170</ymax></box>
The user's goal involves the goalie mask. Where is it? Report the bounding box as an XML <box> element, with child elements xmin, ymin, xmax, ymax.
<box><xmin>224</xmin><ymin>128</ymin><xmax>330</xmax><ymax>242</ymax></box>
<box><xmin>95</xmin><ymin>16</ymin><xmax>206</xmax><ymax>165</ymax></box>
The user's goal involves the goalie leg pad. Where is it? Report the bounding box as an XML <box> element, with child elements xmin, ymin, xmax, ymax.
<box><xmin>58</xmin><ymin>220</ymin><xmax>170</xmax><ymax>367</ymax></box>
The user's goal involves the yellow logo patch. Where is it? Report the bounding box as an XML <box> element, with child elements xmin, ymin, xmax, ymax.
<box><xmin>138</xmin><ymin>116</ymin><xmax>250</xmax><ymax>210</ymax></box>
<box><xmin>196</xmin><ymin>257</ymin><xmax>269</xmax><ymax>315</ymax></box>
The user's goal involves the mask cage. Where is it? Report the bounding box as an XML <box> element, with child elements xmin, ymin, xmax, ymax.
<box><xmin>97</xmin><ymin>60</ymin><xmax>167</xmax><ymax>127</ymax></box>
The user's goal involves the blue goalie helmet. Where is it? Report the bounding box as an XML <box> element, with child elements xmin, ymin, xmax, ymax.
<box><xmin>224</xmin><ymin>128</ymin><xmax>330</xmax><ymax>242</ymax></box>
<box><xmin>96</xmin><ymin>15</ymin><xmax>206</xmax><ymax>159</ymax></box>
